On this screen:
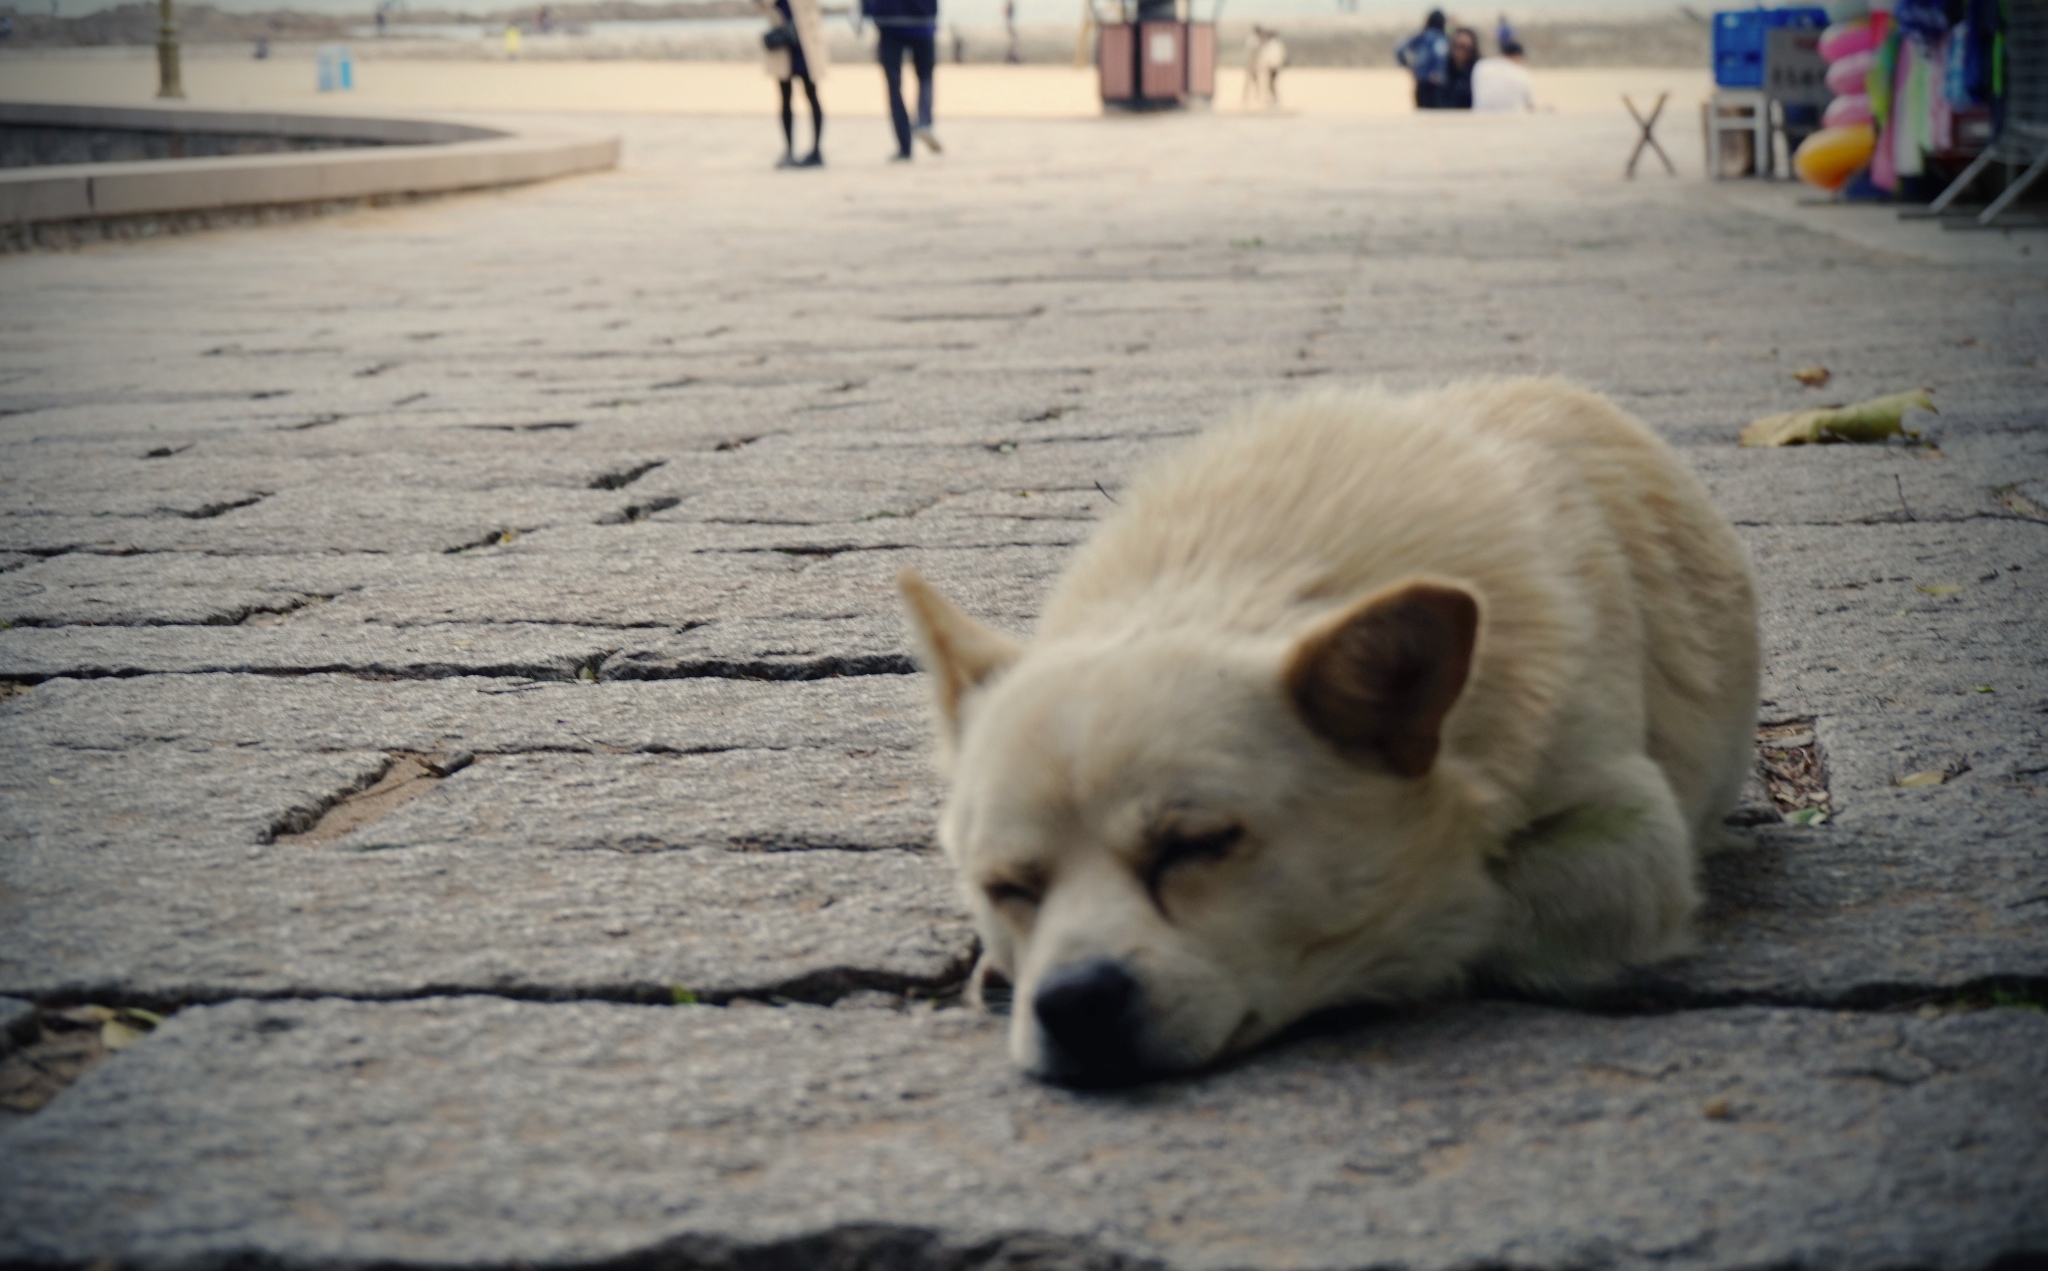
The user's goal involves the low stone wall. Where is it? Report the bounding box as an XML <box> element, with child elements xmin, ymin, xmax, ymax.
<box><xmin>0</xmin><ymin>101</ymin><xmax>617</xmax><ymax>250</ymax></box>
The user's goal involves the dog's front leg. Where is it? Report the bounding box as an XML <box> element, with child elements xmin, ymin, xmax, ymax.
<box><xmin>1482</xmin><ymin>753</ymin><xmax>1699</xmax><ymax>991</ymax></box>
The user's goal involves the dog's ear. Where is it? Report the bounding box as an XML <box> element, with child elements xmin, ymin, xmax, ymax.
<box><xmin>1284</xmin><ymin>579</ymin><xmax>1479</xmax><ymax>778</ymax></box>
<box><xmin>898</xmin><ymin>569</ymin><xmax>1024</xmax><ymax>741</ymax></box>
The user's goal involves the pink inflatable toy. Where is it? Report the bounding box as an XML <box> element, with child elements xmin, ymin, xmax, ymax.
<box><xmin>1823</xmin><ymin>93</ymin><xmax>1874</xmax><ymax>127</ymax></box>
<box><xmin>1826</xmin><ymin>49</ymin><xmax>1875</xmax><ymax>96</ymax></box>
<box><xmin>1818</xmin><ymin>19</ymin><xmax>1875</xmax><ymax>62</ymax></box>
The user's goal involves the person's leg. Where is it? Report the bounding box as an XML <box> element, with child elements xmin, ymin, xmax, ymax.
<box><xmin>798</xmin><ymin>72</ymin><xmax>824</xmax><ymax>161</ymax></box>
<box><xmin>778</xmin><ymin>77</ymin><xmax>796</xmax><ymax>162</ymax></box>
<box><xmin>878</xmin><ymin>30</ymin><xmax>912</xmax><ymax>157</ymax></box>
<box><xmin>912</xmin><ymin>32</ymin><xmax>936</xmax><ymax>132</ymax></box>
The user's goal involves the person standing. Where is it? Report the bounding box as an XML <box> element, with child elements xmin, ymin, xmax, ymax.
<box><xmin>863</xmin><ymin>0</ymin><xmax>941</xmax><ymax>160</ymax></box>
<box><xmin>1446</xmin><ymin>25</ymin><xmax>1479</xmax><ymax>109</ymax></box>
<box><xmin>1395</xmin><ymin>9</ymin><xmax>1450</xmax><ymax>110</ymax></box>
<box><xmin>761</xmin><ymin>0</ymin><xmax>828</xmax><ymax>168</ymax></box>
<box><xmin>1470</xmin><ymin>37</ymin><xmax>1532</xmax><ymax>111</ymax></box>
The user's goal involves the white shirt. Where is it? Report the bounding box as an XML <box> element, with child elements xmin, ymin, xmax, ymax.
<box><xmin>1471</xmin><ymin>57</ymin><xmax>1534</xmax><ymax>112</ymax></box>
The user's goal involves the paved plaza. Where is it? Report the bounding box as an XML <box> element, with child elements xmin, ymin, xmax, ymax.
<box><xmin>1</xmin><ymin>104</ymin><xmax>2045</xmax><ymax>1268</ymax></box>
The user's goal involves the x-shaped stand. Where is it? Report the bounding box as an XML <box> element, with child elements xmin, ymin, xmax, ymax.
<box><xmin>1625</xmin><ymin>92</ymin><xmax>1676</xmax><ymax>178</ymax></box>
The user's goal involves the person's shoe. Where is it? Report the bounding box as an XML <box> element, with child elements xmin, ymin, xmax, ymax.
<box><xmin>889</xmin><ymin>150</ymin><xmax>913</xmax><ymax>163</ymax></box>
<box><xmin>798</xmin><ymin>150</ymin><xmax>824</xmax><ymax>168</ymax></box>
<box><xmin>775</xmin><ymin>152</ymin><xmax>799</xmax><ymax>169</ymax></box>
<box><xmin>915</xmin><ymin>125</ymin><xmax>943</xmax><ymax>154</ymax></box>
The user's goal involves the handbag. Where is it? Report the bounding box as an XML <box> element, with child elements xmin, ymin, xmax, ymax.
<box><xmin>763</xmin><ymin>24</ymin><xmax>795</xmax><ymax>50</ymax></box>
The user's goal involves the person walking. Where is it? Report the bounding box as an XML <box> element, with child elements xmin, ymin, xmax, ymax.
<box><xmin>863</xmin><ymin>0</ymin><xmax>941</xmax><ymax>160</ymax></box>
<box><xmin>1395</xmin><ymin>9</ymin><xmax>1450</xmax><ymax>109</ymax></box>
<box><xmin>761</xmin><ymin>0</ymin><xmax>828</xmax><ymax>168</ymax></box>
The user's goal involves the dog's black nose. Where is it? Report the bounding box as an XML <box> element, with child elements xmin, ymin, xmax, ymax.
<box><xmin>1032</xmin><ymin>957</ymin><xmax>1146</xmax><ymax>1086</ymax></box>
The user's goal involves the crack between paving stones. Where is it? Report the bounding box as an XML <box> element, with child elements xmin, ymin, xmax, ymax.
<box><xmin>2</xmin><ymin>596</ymin><xmax>334</xmax><ymax>629</ymax></box>
<box><xmin>14</xmin><ymin>972</ymin><xmax>2047</xmax><ymax>1062</ymax></box>
<box><xmin>0</xmin><ymin>650</ymin><xmax>916</xmax><ymax>685</ymax></box>
<box><xmin>21</xmin><ymin>955</ymin><xmax>985</xmax><ymax>1017</ymax></box>
<box><xmin>1729</xmin><ymin>511</ymin><xmax>2048</xmax><ymax>528</ymax></box>
<box><xmin>600</xmin><ymin>652</ymin><xmax>917</xmax><ymax>681</ymax></box>
<box><xmin>588</xmin><ymin>460</ymin><xmax>667</xmax><ymax>491</ymax></box>
<box><xmin>177</xmin><ymin>493</ymin><xmax>268</xmax><ymax>520</ymax></box>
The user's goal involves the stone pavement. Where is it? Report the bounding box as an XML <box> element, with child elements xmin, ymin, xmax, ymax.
<box><xmin>2</xmin><ymin>107</ymin><xmax>2045</xmax><ymax>1269</ymax></box>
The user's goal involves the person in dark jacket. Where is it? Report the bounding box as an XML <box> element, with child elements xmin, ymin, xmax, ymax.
<box><xmin>1446</xmin><ymin>25</ymin><xmax>1479</xmax><ymax>109</ymax></box>
<box><xmin>1396</xmin><ymin>9</ymin><xmax>1450</xmax><ymax>109</ymax></box>
<box><xmin>863</xmin><ymin>0</ymin><xmax>942</xmax><ymax>160</ymax></box>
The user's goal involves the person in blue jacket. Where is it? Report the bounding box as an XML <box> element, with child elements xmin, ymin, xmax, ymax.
<box><xmin>863</xmin><ymin>0</ymin><xmax>943</xmax><ymax>160</ymax></box>
<box><xmin>1396</xmin><ymin>8</ymin><xmax>1450</xmax><ymax>109</ymax></box>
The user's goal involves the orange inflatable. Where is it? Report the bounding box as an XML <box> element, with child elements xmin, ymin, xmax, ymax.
<box><xmin>1794</xmin><ymin>123</ymin><xmax>1876</xmax><ymax>191</ymax></box>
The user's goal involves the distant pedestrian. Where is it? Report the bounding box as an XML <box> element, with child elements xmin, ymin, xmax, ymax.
<box><xmin>1003</xmin><ymin>0</ymin><xmax>1021</xmax><ymax>62</ymax></box>
<box><xmin>1446</xmin><ymin>25</ymin><xmax>1479</xmax><ymax>109</ymax></box>
<box><xmin>951</xmin><ymin>22</ymin><xmax>965</xmax><ymax>63</ymax></box>
<box><xmin>374</xmin><ymin>5</ymin><xmax>386</xmax><ymax>36</ymax></box>
<box><xmin>1396</xmin><ymin>9</ymin><xmax>1450</xmax><ymax>110</ymax></box>
<box><xmin>1470</xmin><ymin>37</ymin><xmax>1532</xmax><ymax>111</ymax></box>
<box><xmin>1241</xmin><ymin>25</ymin><xmax>1285</xmax><ymax>109</ymax></box>
<box><xmin>761</xmin><ymin>0</ymin><xmax>828</xmax><ymax>167</ymax></box>
<box><xmin>503</xmin><ymin>23</ymin><xmax>521</xmax><ymax>58</ymax></box>
<box><xmin>254</xmin><ymin>34</ymin><xmax>268</xmax><ymax>57</ymax></box>
<box><xmin>862</xmin><ymin>0</ymin><xmax>941</xmax><ymax>160</ymax></box>
<box><xmin>1495</xmin><ymin>12</ymin><xmax>1515</xmax><ymax>52</ymax></box>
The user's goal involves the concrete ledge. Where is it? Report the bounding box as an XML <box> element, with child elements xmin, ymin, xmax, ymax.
<box><xmin>0</xmin><ymin>100</ymin><xmax>618</xmax><ymax>227</ymax></box>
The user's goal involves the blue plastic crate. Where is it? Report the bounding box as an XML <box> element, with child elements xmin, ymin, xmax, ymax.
<box><xmin>1713</xmin><ymin>6</ymin><xmax>1827</xmax><ymax>88</ymax></box>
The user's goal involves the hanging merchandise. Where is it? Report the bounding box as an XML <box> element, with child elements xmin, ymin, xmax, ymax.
<box><xmin>1892</xmin><ymin>0</ymin><xmax>1947</xmax><ymax>46</ymax></box>
<box><xmin>1866</xmin><ymin>4</ymin><xmax>1900</xmax><ymax>191</ymax></box>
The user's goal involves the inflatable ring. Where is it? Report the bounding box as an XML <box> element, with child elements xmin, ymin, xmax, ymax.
<box><xmin>1822</xmin><ymin>93</ymin><xmax>1873</xmax><ymax>128</ymax></box>
<box><xmin>1825</xmin><ymin>49</ymin><xmax>1874</xmax><ymax>96</ymax></box>
<box><xmin>1818</xmin><ymin>19</ymin><xmax>1875</xmax><ymax>62</ymax></box>
<box><xmin>1794</xmin><ymin>123</ymin><xmax>1876</xmax><ymax>191</ymax></box>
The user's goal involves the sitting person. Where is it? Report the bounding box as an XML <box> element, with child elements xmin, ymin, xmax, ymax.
<box><xmin>1471</xmin><ymin>37</ymin><xmax>1534</xmax><ymax>111</ymax></box>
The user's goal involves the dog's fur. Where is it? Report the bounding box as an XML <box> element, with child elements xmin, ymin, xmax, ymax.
<box><xmin>899</xmin><ymin>380</ymin><xmax>1759</xmax><ymax>1083</ymax></box>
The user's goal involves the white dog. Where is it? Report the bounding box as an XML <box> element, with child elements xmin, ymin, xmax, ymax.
<box><xmin>900</xmin><ymin>380</ymin><xmax>1758</xmax><ymax>1085</ymax></box>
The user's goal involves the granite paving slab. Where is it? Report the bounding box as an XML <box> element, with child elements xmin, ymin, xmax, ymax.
<box><xmin>0</xmin><ymin>997</ymin><xmax>2041</xmax><ymax>1270</ymax></box>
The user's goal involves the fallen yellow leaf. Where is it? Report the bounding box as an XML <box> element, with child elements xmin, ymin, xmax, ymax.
<box><xmin>101</xmin><ymin>1019</ymin><xmax>149</xmax><ymax>1050</ymax></box>
<box><xmin>1792</xmin><ymin>365</ymin><xmax>1831</xmax><ymax>387</ymax></box>
<box><xmin>1740</xmin><ymin>389</ymin><xmax>1935</xmax><ymax>447</ymax></box>
<box><xmin>1897</xmin><ymin>770</ymin><xmax>1947</xmax><ymax>788</ymax></box>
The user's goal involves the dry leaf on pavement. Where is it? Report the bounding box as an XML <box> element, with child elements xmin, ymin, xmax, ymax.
<box><xmin>1740</xmin><ymin>389</ymin><xmax>1935</xmax><ymax>447</ymax></box>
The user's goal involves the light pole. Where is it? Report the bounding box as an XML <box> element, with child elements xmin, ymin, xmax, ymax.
<box><xmin>156</xmin><ymin>0</ymin><xmax>184</xmax><ymax>98</ymax></box>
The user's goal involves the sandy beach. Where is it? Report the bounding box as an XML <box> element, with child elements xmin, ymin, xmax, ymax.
<box><xmin>0</xmin><ymin>49</ymin><xmax>1708</xmax><ymax>119</ymax></box>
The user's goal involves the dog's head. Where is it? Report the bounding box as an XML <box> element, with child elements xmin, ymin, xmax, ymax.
<box><xmin>899</xmin><ymin>569</ymin><xmax>1499</xmax><ymax>1086</ymax></box>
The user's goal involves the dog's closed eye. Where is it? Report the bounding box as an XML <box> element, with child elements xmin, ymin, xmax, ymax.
<box><xmin>984</xmin><ymin>877</ymin><xmax>1043</xmax><ymax>911</ymax></box>
<box><xmin>1145</xmin><ymin>820</ymin><xmax>1244</xmax><ymax>899</ymax></box>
